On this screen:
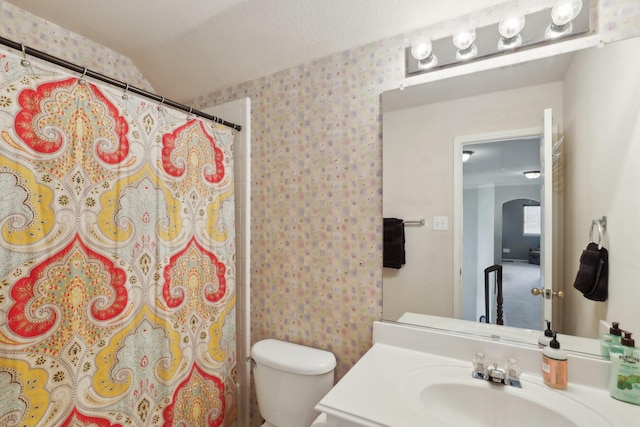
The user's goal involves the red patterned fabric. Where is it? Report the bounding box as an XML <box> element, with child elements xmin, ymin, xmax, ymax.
<box><xmin>0</xmin><ymin>49</ymin><xmax>237</xmax><ymax>426</ymax></box>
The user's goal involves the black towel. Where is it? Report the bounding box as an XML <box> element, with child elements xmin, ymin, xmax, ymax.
<box><xmin>383</xmin><ymin>218</ymin><xmax>405</xmax><ymax>269</ymax></box>
<box><xmin>573</xmin><ymin>242</ymin><xmax>608</xmax><ymax>301</ymax></box>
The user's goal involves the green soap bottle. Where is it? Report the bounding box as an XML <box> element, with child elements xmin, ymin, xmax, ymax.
<box><xmin>609</xmin><ymin>331</ymin><xmax>640</xmax><ymax>405</ymax></box>
<box><xmin>601</xmin><ymin>321</ymin><xmax>623</xmax><ymax>357</ymax></box>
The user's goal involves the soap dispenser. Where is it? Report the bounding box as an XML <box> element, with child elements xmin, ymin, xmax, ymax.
<box><xmin>609</xmin><ymin>331</ymin><xmax>640</xmax><ymax>405</ymax></box>
<box><xmin>539</xmin><ymin>320</ymin><xmax>554</xmax><ymax>348</ymax></box>
<box><xmin>543</xmin><ymin>332</ymin><xmax>568</xmax><ymax>389</ymax></box>
<box><xmin>601</xmin><ymin>321</ymin><xmax>623</xmax><ymax>357</ymax></box>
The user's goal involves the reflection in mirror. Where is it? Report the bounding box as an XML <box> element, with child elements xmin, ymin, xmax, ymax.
<box><xmin>461</xmin><ymin>138</ymin><xmax>542</xmax><ymax>330</ymax></box>
<box><xmin>382</xmin><ymin>36</ymin><xmax>640</xmax><ymax>357</ymax></box>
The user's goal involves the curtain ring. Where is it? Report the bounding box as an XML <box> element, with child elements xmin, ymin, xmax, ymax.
<box><xmin>79</xmin><ymin>67</ymin><xmax>87</xmax><ymax>85</ymax></box>
<box><xmin>20</xmin><ymin>44</ymin><xmax>30</xmax><ymax>67</ymax></box>
<box><xmin>122</xmin><ymin>83</ymin><xmax>129</xmax><ymax>100</ymax></box>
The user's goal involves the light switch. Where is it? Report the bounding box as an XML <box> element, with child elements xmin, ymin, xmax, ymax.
<box><xmin>433</xmin><ymin>216</ymin><xmax>448</xmax><ymax>231</ymax></box>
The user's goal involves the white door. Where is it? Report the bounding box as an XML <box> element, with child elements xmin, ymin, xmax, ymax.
<box><xmin>538</xmin><ymin>108</ymin><xmax>558</xmax><ymax>328</ymax></box>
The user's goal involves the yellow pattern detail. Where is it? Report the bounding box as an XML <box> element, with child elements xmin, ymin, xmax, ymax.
<box><xmin>1</xmin><ymin>131</ymin><xmax>27</xmax><ymax>151</ymax></box>
<box><xmin>0</xmin><ymin>331</ymin><xmax>20</xmax><ymax>345</ymax></box>
<box><xmin>0</xmin><ymin>153</ymin><xmax>55</xmax><ymax>246</ymax></box>
<box><xmin>96</xmin><ymin>164</ymin><xmax>182</xmax><ymax>243</ymax></box>
<box><xmin>0</xmin><ymin>357</ymin><xmax>49</xmax><ymax>424</ymax></box>
<box><xmin>208</xmin><ymin>296</ymin><xmax>235</xmax><ymax>362</ymax></box>
<box><xmin>92</xmin><ymin>306</ymin><xmax>184</xmax><ymax>398</ymax></box>
<box><xmin>205</xmin><ymin>185</ymin><xmax>234</xmax><ymax>242</ymax></box>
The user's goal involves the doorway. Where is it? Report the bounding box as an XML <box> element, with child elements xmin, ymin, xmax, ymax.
<box><xmin>458</xmin><ymin>136</ymin><xmax>543</xmax><ymax>328</ymax></box>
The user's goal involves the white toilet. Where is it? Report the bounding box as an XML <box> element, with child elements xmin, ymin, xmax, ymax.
<box><xmin>251</xmin><ymin>338</ymin><xmax>336</xmax><ymax>427</ymax></box>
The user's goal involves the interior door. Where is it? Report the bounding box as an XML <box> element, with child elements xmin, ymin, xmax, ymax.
<box><xmin>539</xmin><ymin>108</ymin><xmax>557</xmax><ymax>328</ymax></box>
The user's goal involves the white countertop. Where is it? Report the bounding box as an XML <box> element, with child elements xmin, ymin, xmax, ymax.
<box><xmin>316</xmin><ymin>321</ymin><xmax>640</xmax><ymax>427</ymax></box>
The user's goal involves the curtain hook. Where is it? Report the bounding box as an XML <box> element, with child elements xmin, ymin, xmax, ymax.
<box><xmin>158</xmin><ymin>97</ymin><xmax>165</xmax><ymax>111</ymax></box>
<box><xmin>122</xmin><ymin>83</ymin><xmax>129</xmax><ymax>100</ymax></box>
<box><xmin>186</xmin><ymin>107</ymin><xmax>194</xmax><ymax>121</ymax></box>
<box><xmin>78</xmin><ymin>67</ymin><xmax>87</xmax><ymax>85</ymax></box>
<box><xmin>20</xmin><ymin>44</ymin><xmax>30</xmax><ymax>67</ymax></box>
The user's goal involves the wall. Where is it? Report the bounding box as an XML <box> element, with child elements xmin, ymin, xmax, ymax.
<box><xmin>382</xmin><ymin>82</ymin><xmax>563</xmax><ymax>322</ymax></box>
<box><xmin>502</xmin><ymin>199</ymin><xmax>540</xmax><ymax>260</ymax></box>
<box><xmin>475</xmin><ymin>186</ymin><xmax>496</xmax><ymax>320</ymax></box>
<box><xmin>562</xmin><ymin>36</ymin><xmax>640</xmax><ymax>338</ymax></box>
<box><xmin>203</xmin><ymin>99</ymin><xmax>251</xmax><ymax>427</ymax></box>
<box><xmin>0</xmin><ymin>2</ymin><xmax>153</xmax><ymax>91</ymax></box>
<box><xmin>462</xmin><ymin>188</ymin><xmax>478</xmax><ymax>320</ymax></box>
<box><xmin>494</xmin><ymin>184</ymin><xmax>541</xmax><ymax>261</ymax></box>
<box><xmin>2</xmin><ymin>0</ymin><xmax>638</xmax><ymax>425</ymax></box>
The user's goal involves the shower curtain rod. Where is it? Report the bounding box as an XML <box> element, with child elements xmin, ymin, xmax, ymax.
<box><xmin>0</xmin><ymin>36</ymin><xmax>242</xmax><ymax>132</ymax></box>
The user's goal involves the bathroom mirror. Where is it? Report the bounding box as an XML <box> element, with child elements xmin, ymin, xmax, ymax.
<box><xmin>381</xmin><ymin>35</ymin><xmax>640</xmax><ymax>356</ymax></box>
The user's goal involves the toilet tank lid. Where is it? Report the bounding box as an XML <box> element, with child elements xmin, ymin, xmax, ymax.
<box><xmin>251</xmin><ymin>339</ymin><xmax>337</xmax><ymax>375</ymax></box>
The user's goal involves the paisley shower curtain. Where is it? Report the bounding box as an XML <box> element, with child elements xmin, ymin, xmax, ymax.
<box><xmin>0</xmin><ymin>48</ymin><xmax>237</xmax><ymax>426</ymax></box>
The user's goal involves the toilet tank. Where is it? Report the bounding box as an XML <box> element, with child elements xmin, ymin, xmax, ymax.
<box><xmin>251</xmin><ymin>339</ymin><xmax>336</xmax><ymax>427</ymax></box>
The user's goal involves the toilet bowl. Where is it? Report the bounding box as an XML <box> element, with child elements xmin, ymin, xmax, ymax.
<box><xmin>251</xmin><ymin>339</ymin><xmax>336</xmax><ymax>427</ymax></box>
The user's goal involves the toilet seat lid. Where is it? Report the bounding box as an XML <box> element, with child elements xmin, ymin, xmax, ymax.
<box><xmin>251</xmin><ymin>339</ymin><xmax>336</xmax><ymax>375</ymax></box>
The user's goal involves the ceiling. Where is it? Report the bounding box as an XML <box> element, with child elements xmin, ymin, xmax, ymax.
<box><xmin>5</xmin><ymin>0</ymin><xmax>508</xmax><ymax>102</ymax></box>
<box><xmin>463</xmin><ymin>138</ymin><xmax>541</xmax><ymax>189</ymax></box>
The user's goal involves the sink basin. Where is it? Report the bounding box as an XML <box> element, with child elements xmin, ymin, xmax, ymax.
<box><xmin>401</xmin><ymin>365</ymin><xmax>614</xmax><ymax>427</ymax></box>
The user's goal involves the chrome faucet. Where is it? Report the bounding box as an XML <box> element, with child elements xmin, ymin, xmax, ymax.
<box><xmin>472</xmin><ymin>353</ymin><xmax>521</xmax><ymax>388</ymax></box>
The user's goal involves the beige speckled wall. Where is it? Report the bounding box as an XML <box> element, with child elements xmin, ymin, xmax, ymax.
<box><xmin>190</xmin><ymin>37</ymin><xmax>406</xmax><ymax>425</ymax></box>
<box><xmin>192</xmin><ymin>38</ymin><xmax>403</xmax><ymax>377</ymax></box>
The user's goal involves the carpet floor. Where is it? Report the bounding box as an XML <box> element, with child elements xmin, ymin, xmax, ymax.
<box><xmin>500</xmin><ymin>261</ymin><xmax>542</xmax><ymax>330</ymax></box>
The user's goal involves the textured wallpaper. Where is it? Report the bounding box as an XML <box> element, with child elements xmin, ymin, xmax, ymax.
<box><xmin>0</xmin><ymin>2</ymin><xmax>153</xmax><ymax>92</ymax></box>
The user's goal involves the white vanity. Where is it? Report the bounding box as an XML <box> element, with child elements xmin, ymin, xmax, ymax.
<box><xmin>315</xmin><ymin>321</ymin><xmax>638</xmax><ymax>426</ymax></box>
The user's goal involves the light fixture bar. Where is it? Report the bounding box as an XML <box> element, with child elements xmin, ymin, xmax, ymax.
<box><xmin>406</xmin><ymin>1</ymin><xmax>590</xmax><ymax>77</ymax></box>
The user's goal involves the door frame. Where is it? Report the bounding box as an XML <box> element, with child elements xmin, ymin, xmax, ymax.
<box><xmin>453</xmin><ymin>126</ymin><xmax>542</xmax><ymax>320</ymax></box>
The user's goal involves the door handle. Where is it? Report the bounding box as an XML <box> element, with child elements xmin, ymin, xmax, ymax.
<box><xmin>531</xmin><ymin>287</ymin><xmax>564</xmax><ymax>299</ymax></box>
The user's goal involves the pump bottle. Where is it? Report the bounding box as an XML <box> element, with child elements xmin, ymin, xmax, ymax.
<box><xmin>609</xmin><ymin>331</ymin><xmax>640</xmax><ymax>405</ymax></box>
<box><xmin>601</xmin><ymin>321</ymin><xmax>623</xmax><ymax>357</ymax></box>
<box><xmin>542</xmin><ymin>332</ymin><xmax>568</xmax><ymax>389</ymax></box>
<box><xmin>539</xmin><ymin>320</ymin><xmax>554</xmax><ymax>348</ymax></box>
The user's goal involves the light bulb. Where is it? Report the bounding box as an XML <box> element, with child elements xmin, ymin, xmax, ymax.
<box><xmin>546</xmin><ymin>0</ymin><xmax>583</xmax><ymax>39</ymax></box>
<box><xmin>524</xmin><ymin>170</ymin><xmax>541</xmax><ymax>179</ymax></box>
<box><xmin>453</xmin><ymin>29</ymin><xmax>478</xmax><ymax>60</ymax></box>
<box><xmin>411</xmin><ymin>37</ymin><xmax>433</xmax><ymax>60</ymax></box>
<box><xmin>499</xmin><ymin>15</ymin><xmax>525</xmax><ymax>40</ymax></box>
<box><xmin>411</xmin><ymin>37</ymin><xmax>438</xmax><ymax>70</ymax></box>
<box><xmin>498</xmin><ymin>15</ymin><xmax>525</xmax><ymax>50</ymax></box>
<box><xmin>453</xmin><ymin>30</ymin><xmax>476</xmax><ymax>51</ymax></box>
<box><xmin>551</xmin><ymin>0</ymin><xmax>583</xmax><ymax>26</ymax></box>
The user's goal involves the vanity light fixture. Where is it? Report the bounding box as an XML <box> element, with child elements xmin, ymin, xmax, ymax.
<box><xmin>405</xmin><ymin>0</ymin><xmax>590</xmax><ymax>78</ymax></box>
<box><xmin>545</xmin><ymin>0</ymin><xmax>584</xmax><ymax>39</ymax></box>
<box><xmin>523</xmin><ymin>170</ymin><xmax>541</xmax><ymax>179</ymax></box>
<box><xmin>411</xmin><ymin>37</ymin><xmax>438</xmax><ymax>69</ymax></box>
<box><xmin>498</xmin><ymin>15</ymin><xmax>525</xmax><ymax>50</ymax></box>
<box><xmin>453</xmin><ymin>29</ymin><xmax>478</xmax><ymax>60</ymax></box>
<box><xmin>462</xmin><ymin>151</ymin><xmax>474</xmax><ymax>162</ymax></box>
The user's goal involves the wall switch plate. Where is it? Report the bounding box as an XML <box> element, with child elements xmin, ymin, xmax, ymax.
<box><xmin>433</xmin><ymin>216</ymin><xmax>448</xmax><ymax>231</ymax></box>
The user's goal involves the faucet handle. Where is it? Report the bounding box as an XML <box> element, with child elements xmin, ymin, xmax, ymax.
<box><xmin>506</xmin><ymin>358</ymin><xmax>522</xmax><ymax>388</ymax></box>
<box><xmin>472</xmin><ymin>352</ymin><xmax>488</xmax><ymax>379</ymax></box>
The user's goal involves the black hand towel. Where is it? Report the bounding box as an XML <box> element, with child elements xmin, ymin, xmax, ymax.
<box><xmin>383</xmin><ymin>218</ymin><xmax>405</xmax><ymax>269</ymax></box>
<box><xmin>573</xmin><ymin>242</ymin><xmax>608</xmax><ymax>301</ymax></box>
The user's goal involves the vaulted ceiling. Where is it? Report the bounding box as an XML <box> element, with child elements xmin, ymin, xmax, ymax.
<box><xmin>5</xmin><ymin>0</ymin><xmax>507</xmax><ymax>101</ymax></box>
